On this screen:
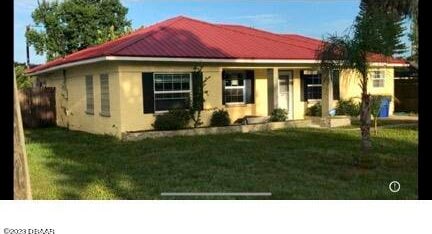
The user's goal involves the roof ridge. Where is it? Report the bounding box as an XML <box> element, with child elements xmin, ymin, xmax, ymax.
<box><xmin>281</xmin><ymin>33</ymin><xmax>323</xmax><ymax>43</ymax></box>
<box><xmin>217</xmin><ymin>24</ymin><xmax>324</xmax><ymax>47</ymax></box>
<box><xmin>172</xmin><ymin>16</ymin><xmax>319</xmax><ymax>50</ymax></box>
<box><xmin>215</xmin><ymin>24</ymin><xmax>320</xmax><ymax>51</ymax></box>
<box><xmin>222</xmin><ymin>25</ymin><xmax>322</xmax><ymax>44</ymax></box>
<box><xmin>220</xmin><ymin>24</ymin><xmax>284</xmax><ymax>37</ymax></box>
<box><xmin>105</xmin><ymin>16</ymin><xmax>185</xmax><ymax>55</ymax></box>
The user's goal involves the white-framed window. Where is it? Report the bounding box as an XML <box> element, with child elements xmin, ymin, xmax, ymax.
<box><xmin>85</xmin><ymin>75</ymin><xmax>94</xmax><ymax>114</ymax></box>
<box><xmin>372</xmin><ymin>70</ymin><xmax>385</xmax><ymax>87</ymax></box>
<box><xmin>100</xmin><ymin>74</ymin><xmax>110</xmax><ymax>116</ymax></box>
<box><xmin>222</xmin><ymin>70</ymin><xmax>254</xmax><ymax>105</ymax></box>
<box><xmin>154</xmin><ymin>73</ymin><xmax>192</xmax><ymax>112</ymax></box>
<box><xmin>222</xmin><ymin>70</ymin><xmax>255</xmax><ymax>105</ymax></box>
<box><xmin>224</xmin><ymin>78</ymin><xmax>245</xmax><ymax>104</ymax></box>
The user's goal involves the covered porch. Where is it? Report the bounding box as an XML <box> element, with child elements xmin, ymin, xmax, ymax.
<box><xmin>218</xmin><ymin>66</ymin><xmax>336</xmax><ymax>123</ymax></box>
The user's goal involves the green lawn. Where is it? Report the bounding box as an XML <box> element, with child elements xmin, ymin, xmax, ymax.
<box><xmin>25</xmin><ymin>124</ymin><xmax>418</xmax><ymax>199</ymax></box>
<box><xmin>351</xmin><ymin>118</ymin><xmax>418</xmax><ymax>127</ymax></box>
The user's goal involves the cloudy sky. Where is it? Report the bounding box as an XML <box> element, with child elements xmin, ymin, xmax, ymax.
<box><xmin>14</xmin><ymin>0</ymin><xmax>411</xmax><ymax>64</ymax></box>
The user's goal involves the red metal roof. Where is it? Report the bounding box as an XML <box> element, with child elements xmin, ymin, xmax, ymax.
<box><xmin>28</xmin><ymin>16</ymin><xmax>407</xmax><ymax>74</ymax></box>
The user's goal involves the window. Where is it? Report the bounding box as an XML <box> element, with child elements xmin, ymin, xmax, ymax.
<box><xmin>302</xmin><ymin>70</ymin><xmax>322</xmax><ymax>100</ymax></box>
<box><xmin>372</xmin><ymin>71</ymin><xmax>385</xmax><ymax>87</ymax></box>
<box><xmin>278</xmin><ymin>70</ymin><xmax>292</xmax><ymax>94</ymax></box>
<box><xmin>224</xmin><ymin>73</ymin><xmax>245</xmax><ymax>104</ymax></box>
<box><xmin>222</xmin><ymin>70</ymin><xmax>254</xmax><ymax>104</ymax></box>
<box><xmin>85</xmin><ymin>75</ymin><xmax>94</xmax><ymax>114</ymax></box>
<box><xmin>154</xmin><ymin>73</ymin><xmax>192</xmax><ymax>112</ymax></box>
<box><xmin>279</xmin><ymin>78</ymin><xmax>288</xmax><ymax>93</ymax></box>
<box><xmin>100</xmin><ymin>74</ymin><xmax>110</xmax><ymax>116</ymax></box>
<box><xmin>332</xmin><ymin>70</ymin><xmax>340</xmax><ymax>100</ymax></box>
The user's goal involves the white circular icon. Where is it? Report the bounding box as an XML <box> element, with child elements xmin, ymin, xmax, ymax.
<box><xmin>389</xmin><ymin>181</ymin><xmax>400</xmax><ymax>193</ymax></box>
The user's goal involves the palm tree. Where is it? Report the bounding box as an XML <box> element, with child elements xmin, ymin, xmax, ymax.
<box><xmin>318</xmin><ymin>0</ymin><xmax>412</xmax><ymax>165</ymax></box>
<box><xmin>317</xmin><ymin>35</ymin><xmax>372</xmax><ymax>163</ymax></box>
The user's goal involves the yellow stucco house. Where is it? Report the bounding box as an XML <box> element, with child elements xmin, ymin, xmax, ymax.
<box><xmin>27</xmin><ymin>16</ymin><xmax>408</xmax><ymax>138</ymax></box>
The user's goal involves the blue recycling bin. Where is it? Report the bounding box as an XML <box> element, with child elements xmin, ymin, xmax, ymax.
<box><xmin>378</xmin><ymin>97</ymin><xmax>390</xmax><ymax>118</ymax></box>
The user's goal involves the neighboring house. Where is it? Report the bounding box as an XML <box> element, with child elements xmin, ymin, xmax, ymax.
<box><xmin>27</xmin><ymin>16</ymin><xmax>408</xmax><ymax>138</ymax></box>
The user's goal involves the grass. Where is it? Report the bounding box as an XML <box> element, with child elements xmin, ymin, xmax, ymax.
<box><xmin>393</xmin><ymin>112</ymin><xmax>418</xmax><ymax>116</ymax></box>
<box><xmin>25</xmin><ymin>124</ymin><xmax>418</xmax><ymax>200</ymax></box>
<box><xmin>351</xmin><ymin>118</ymin><xmax>418</xmax><ymax>127</ymax></box>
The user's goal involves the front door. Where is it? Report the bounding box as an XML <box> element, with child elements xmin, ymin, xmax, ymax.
<box><xmin>278</xmin><ymin>70</ymin><xmax>293</xmax><ymax>119</ymax></box>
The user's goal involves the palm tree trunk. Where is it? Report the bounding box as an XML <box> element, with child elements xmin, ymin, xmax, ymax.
<box><xmin>360</xmin><ymin>92</ymin><xmax>372</xmax><ymax>154</ymax></box>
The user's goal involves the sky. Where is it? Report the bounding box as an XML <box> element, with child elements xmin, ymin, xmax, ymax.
<box><xmin>14</xmin><ymin>0</ymin><xmax>411</xmax><ymax>65</ymax></box>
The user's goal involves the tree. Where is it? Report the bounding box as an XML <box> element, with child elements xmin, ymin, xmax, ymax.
<box><xmin>360</xmin><ymin>0</ymin><xmax>418</xmax><ymax>18</ymax></box>
<box><xmin>408</xmin><ymin>16</ymin><xmax>418</xmax><ymax>62</ymax></box>
<box><xmin>360</xmin><ymin>0</ymin><xmax>418</xmax><ymax>61</ymax></box>
<box><xmin>15</xmin><ymin>62</ymin><xmax>33</xmax><ymax>89</ymax></box>
<box><xmin>356</xmin><ymin>1</ymin><xmax>407</xmax><ymax>56</ymax></box>
<box><xmin>318</xmin><ymin>8</ymin><xmax>406</xmax><ymax>164</ymax></box>
<box><xmin>408</xmin><ymin>14</ymin><xmax>418</xmax><ymax>63</ymax></box>
<box><xmin>318</xmin><ymin>34</ymin><xmax>372</xmax><ymax>161</ymax></box>
<box><xmin>188</xmin><ymin>66</ymin><xmax>211</xmax><ymax>128</ymax></box>
<box><xmin>26</xmin><ymin>0</ymin><xmax>132</xmax><ymax>61</ymax></box>
<box><xmin>408</xmin><ymin>1</ymin><xmax>418</xmax><ymax>63</ymax></box>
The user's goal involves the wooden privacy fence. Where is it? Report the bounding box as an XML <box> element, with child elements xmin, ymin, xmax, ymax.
<box><xmin>19</xmin><ymin>87</ymin><xmax>56</xmax><ymax>128</ymax></box>
<box><xmin>394</xmin><ymin>79</ymin><xmax>418</xmax><ymax>113</ymax></box>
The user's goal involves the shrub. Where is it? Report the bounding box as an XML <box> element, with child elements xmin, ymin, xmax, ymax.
<box><xmin>152</xmin><ymin>109</ymin><xmax>190</xmax><ymax>130</ymax></box>
<box><xmin>336</xmin><ymin>98</ymin><xmax>360</xmax><ymax>117</ymax></box>
<box><xmin>269</xmin><ymin>108</ymin><xmax>288</xmax><ymax>122</ymax></box>
<box><xmin>305</xmin><ymin>102</ymin><xmax>322</xmax><ymax>116</ymax></box>
<box><xmin>210</xmin><ymin>109</ymin><xmax>231</xmax><ymax>126</ymax></box>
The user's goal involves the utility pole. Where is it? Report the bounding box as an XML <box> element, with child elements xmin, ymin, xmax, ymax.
<box><xmin>26</xmin><ymin>25</ymin><xmax>30</xmax><ymax>68</ymax></box>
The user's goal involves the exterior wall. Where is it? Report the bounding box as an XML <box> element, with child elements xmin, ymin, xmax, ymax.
<box><xmin>292</xmin><ymin>69</ymin><xmax>306</xmax><ymax>119</ymax></box>
<box><xmin>118</xmin><ymin>63</ymin><xmax>201</xmax><ymax>132</ymax></box>
<box><xmin>117</xmin><ymin>62</ymin><xmax>270</xmax><ymax>132</ymax></box>
<box><xmin>39</xmin><ymin>62</ymin><xmax>122</xmax><ymax>137</ymax></box>
<box><xmin>37</xmin><ymin>61</ymin><xmax>397</xmax><ymax>136</ymax></box>
<box><xmin>340</xmin><ymin>67</ymin><xmax>395</xmax><ymax>115</ymax></box>
<box><xmin>252</xmin><ymin>69</ymin><xmax>269</xmax><ymax>116</ymax></box>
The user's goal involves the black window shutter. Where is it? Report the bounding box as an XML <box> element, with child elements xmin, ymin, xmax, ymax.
<box><xmin>142</xmin><ymin>73</ymin><xmax>154</xmax><ymax>113</ymax></box>
<box><xmin>245</xmin><ymin>70</ymin><xmax>255</xmax><ymax>104</ymax></box>
<box><xmin>192</xmin><ymin>71</ymin><xmax>204</xmax><ymax>110</ymax></box>
<box><xmin>222</xmin><ymin>71</ymin><xmax>226</xmax><ymax>105</ymax></box>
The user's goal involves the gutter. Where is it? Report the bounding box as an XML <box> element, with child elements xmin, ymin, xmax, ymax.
<box><xmin>27</xmin><ymin>56</ymin><xmax>410</xmax><ymax>76</ymax></box>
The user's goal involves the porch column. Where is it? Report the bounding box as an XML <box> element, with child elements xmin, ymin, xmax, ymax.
<box><xmin>321</xmin><ymin>71</ymin><xmax>333</xmax><ymax>127</ymax></box>
<box><xmin>273</xmin><ymin>68</ymin><xmax>279</xmax><ymax>109</ymax></box>
<box><xmin>267</xmin><ymin>69</ymin><xmax>274</xmax><ymax>114</ymax></box>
